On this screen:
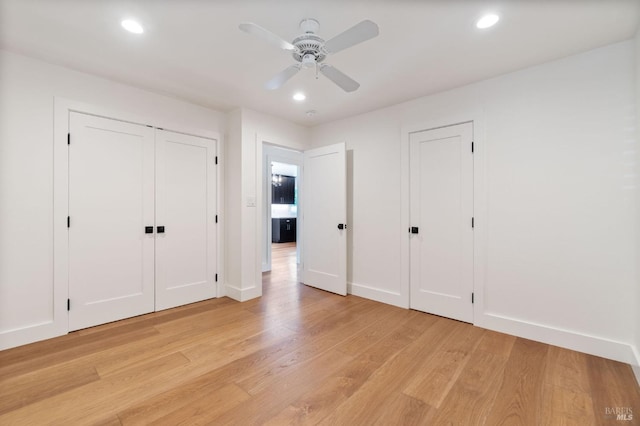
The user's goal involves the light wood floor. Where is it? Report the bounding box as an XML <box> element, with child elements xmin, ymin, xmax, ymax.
<box><xmin>1</xmin><ymin>242</ymin><xmax>639</xmax><ymax>425</ymax></box>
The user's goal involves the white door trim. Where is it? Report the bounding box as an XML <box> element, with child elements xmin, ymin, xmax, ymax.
<box><xmin>400</xmin><ymin>111</ymin><xmax>486</xmax><ymax>321</ymax></box>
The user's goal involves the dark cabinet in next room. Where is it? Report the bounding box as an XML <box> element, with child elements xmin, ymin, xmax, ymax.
<box><xmin>272</xmin><ymin>175</ymin><xmax>295</xmax><ymax>204</ymax></box>
<box><xmin>272</xmin><ymin>218</ymin><xmax>296</xmax><ymax>243</ymax></box>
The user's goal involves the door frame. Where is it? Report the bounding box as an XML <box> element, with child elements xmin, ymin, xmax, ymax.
<box><xmin>400</xmin><ymin>112</ymin><xmax>486</xmax><ymax>323</ymax></box>
<box><xmin>262</xmin><ymin>144</ymin><xmax>303</xmax><ymax>273</ymax></box>
<box><xmin>53</xmin><ymin>98</ymin><xmax>223</xmax><ymax>335</ymax></box>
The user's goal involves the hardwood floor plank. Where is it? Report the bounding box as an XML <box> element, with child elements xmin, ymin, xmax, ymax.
<box><xmin>0</xmin><ymin>352</ymin><xmax>191</xmax><ymax>425</ymax></box>
<box><xmin>131</xmin><ymin>383</ymin><xmax>249</xmax><ymax>426</ymax></box>
<box><xmin>542</xmin><ymin>385</ymin><xmax>596</xmax><ymax>426</ymax></box>
<box><xmin>264</xmin><ymin>310</ymin><xmax>426</xmax><ymax>425</ymax></box>
<box><xmin>427</xmin><ymin>331</ymin><xmax>515</xmax><ymax>425</ymax></box>
<box><xmin>0</xmin><ymin>363</ymin><xmax>100</xmax><ymax>415</ymax></box>
<box><xmin>428</xmin><ymin>354</ymin><xmax>503</xmax><ymax>425</ymax></box>
<box><xmin>236</xmin><ymin>301</ymin><xmax>386</xmax><ymax>395</ymax></box>
<box><xmin>372</xmin><ymin>392</ymin><xmax>432</xmax><ymax>426</ymax></box>
<box><xmin>0</xmin><ymin>326</ymin><xmax>159</xmax><ymax>381</ymax></box>
<box><xmin>316</xmin><ymin>316</ymin><xmax>457</xmax><ymax>425</ymax></box>
<box><xmin>587</xmin><ymin>355</ymin><xmax>640</xmax><ymax>425</ymax></box>
<box><xmin>97</xmin><ymin>314</ymin><xmax>273</xmax><ymax>377</ymax></box>
<box><xmin>212</xmin><ymin>349</ymin><xmax>355</xmax><ymax>425</ymax></box>
<box><xmin>547</xmin><ymin>345</ymin><xmax>592</xmax><ymax>394</ymax></box>
<box><xmin>117</xmin><ymin>327</ymin><xmax>297</xmax><ymax>424</ymax></box>
<box><xmin>403</xmin><ymin>323</ymin><xmax>485</xmax><ymax>408</ymax></box>
<box><xmin>484</xmin><ymin>338</ymin><xmax>549</xmax><ymax>425</ymax></box>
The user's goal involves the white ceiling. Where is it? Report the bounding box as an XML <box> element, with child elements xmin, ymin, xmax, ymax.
<box><xmin>1</xmin><ymin>0</ymin><xmax>638</xmax><ymax>126</ymax></box>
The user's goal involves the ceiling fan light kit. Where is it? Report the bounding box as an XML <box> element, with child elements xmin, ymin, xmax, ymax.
<box><xmin>239</xmin><ymin>18</ymin><xmax>379</xmax><ymax>92</ymax></box>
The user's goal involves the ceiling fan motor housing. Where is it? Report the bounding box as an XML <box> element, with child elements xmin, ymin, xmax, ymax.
<box><xmin>292</xmin><ymin>34</ymin><xmax>326</xmax><ymax>64</ymax></box>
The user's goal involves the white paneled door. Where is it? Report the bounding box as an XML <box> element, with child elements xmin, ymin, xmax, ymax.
<box><xmin>155</xmin><ymin>130</ymin><xmax>217</xmax><ymax>311</ymax></box>
<box><xmin>302</xmin><ymin>143</ymin><xmax>347</xmax><ymax>295</ymax></box>
<box><xmin>409</xmin><ymin>122</ymin><xmax>474</xmax><ymax>323</ymax></box>
<box><xmin>68</xmin><ymin>113</ymin><xmax>217</xmax><ymax>331</ymax></box>
<box><xmin>68</xmin><ymin>112</ymin><xmax>155</xmax><ymax>331</ymax></box>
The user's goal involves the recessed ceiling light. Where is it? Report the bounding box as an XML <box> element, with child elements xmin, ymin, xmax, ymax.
<box><xmin>293</xmin><ymin>92</ymin><xmax>306</xmax><ymax>101</ymax></box>
<box><xmin>476</xmin><ymin>14</ymin><xmax>500</xmax><ymax>29</ymax></box>
<box><xmin>121</xmin><ymin>19</ymin><xmax>144</xmax><ymax>34</ymax></box>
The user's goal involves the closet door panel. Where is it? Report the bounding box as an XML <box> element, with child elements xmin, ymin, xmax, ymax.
<box><xmin>68</xmin><ymin>112</ymin><xmax>155</xmax><ymax>331</ymax></box>
<box><xmin>155</xmin><ymin>130</ymin><xmax>217</xmax><ymax>310</ymax></box>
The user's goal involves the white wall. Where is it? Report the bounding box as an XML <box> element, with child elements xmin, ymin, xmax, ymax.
<box><xmin>0</xmin><ymin>50</ymin><xmax>225</xmax><ymax>349</ymax></box>
<box><xmin>224</xmin><ymin>108</ymin><xmax>310</xmax><ymax>300</ymax></box>
<box><xmin>311</xmin><ymin>40</ymin><xmax>638</xmax><ymax>364</ymax></box>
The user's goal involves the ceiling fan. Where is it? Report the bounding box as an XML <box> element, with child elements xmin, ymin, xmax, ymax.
<box><xmin>239</xmin><ymin>18</ymin><xmax>379</xmax><ymax>93</ymax></box>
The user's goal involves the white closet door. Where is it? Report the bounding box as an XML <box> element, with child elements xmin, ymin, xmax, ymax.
<box><xmin>68</xmin><ymin>112</ymin><xmax>155</xmax><ymax>331</ymax></box>
<box><xmin>409</xmin><ymin>122</ymin><xmax>474</xmax><ymax>323</ymax></box>
<box><xmin>155</xmin><ymin>130</ymin><xmax>217</xmax><ymax>310</ymax></box>
<box><xmin>302</xmin><ymin>142</ymin><xmax>347</xmax><ymax>295</ymax></box>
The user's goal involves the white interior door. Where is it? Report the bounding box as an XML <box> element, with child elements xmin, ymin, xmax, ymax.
<box><xmin>302</xmin><ymin>142</ymin><xmax>347</xmax><ymax>295</ymax></box>
<box><xmin>409</xmin><ymin>122</ymin><xmax>474</xmax><ymax>323</ymax></box>
<box><xmin>155</xmin><ymin>130</ymin><xmax>217</xmax><ymax>310</ymax></box>
<box><xmin>68</xmin><ymin>112</ymin><xmax>155</xmax><ymax>331</ymax></box>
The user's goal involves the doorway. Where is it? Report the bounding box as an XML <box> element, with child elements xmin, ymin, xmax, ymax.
<box><xmin>260</xmin><ymin>141</ymin><xmax>348</xmax><ymax>297</ymax></box>
<box><xmin>269</xmin><ymin>161</ymin><xmax>299</xmax><ymax>281</ymax></box>
<box><xmin>262</xmin><ymin>145</ymin><xmax>303</xmax><ymax>280</ymax></box>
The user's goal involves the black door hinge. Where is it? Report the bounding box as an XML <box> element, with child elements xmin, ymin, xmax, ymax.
<box><xmin>215</xmin><ymin>273</ymin><xmax>218</xmax><ymax>282</ymax></box>
<box><xmin>471</xmin><ymin>142</ymin><xmax>474</xmax><ymax>153</ymax></box>
<box><xmin>215</xmin><ymin>215</ymin><xmax>218</xmax><ymax>223</ymax></box>
<box><xmin>67</xmin><ymin>299</ymin><xmax>70</xmax><ymax>311</ymax></box>
<box><xmin>67</xmin><ymin>216</ymin><xmax>70</xmax><ymax>228</ymax></box>
<box><xmin>215</xmin><ymin>156</ymin><xmax>218</xmax><ymax>165</ymax></box>
<box><xmin>471</xmin><ymin>293</ymin><xmax>474</xmax><ymax>304</ymax></box>
<box><xmin>471</xmin><ymin>217</ymin><xmax>474</xmax><ymax>228</ymax></box>
<box><xmin>67</xmin><ymin>133</ymin><xmax>70</xmax><ymax>145</ymax></box>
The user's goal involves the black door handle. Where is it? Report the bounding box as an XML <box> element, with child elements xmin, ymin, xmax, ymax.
<box><xmin>157</xmin><ymin>226</ymin><xmax>165</xmax><ymax>233</ymax></box>
<box><xmin>145</xmin><ymin>226</ymin><xmax>154</xmax><ymax>234</ymax></box>
<box><xmin>410</xmin><ymin>227</ymin><xmax>419</xmax><ymax>234</ymax></box>
<box><xmin>337</xmin><ymin>224</ymin><xmax>346</xmax><ymax>230</ymax></box>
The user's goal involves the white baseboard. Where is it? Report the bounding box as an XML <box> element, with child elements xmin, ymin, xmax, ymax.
<box><xmin>632</xmin><ymin>364</ymin><xmax>640</xmax><ymax>388</ymax></box>
<box><xmin>348</xmin><ymin>282</ymin><xmax>408</xmax><ymax>309</ymax></box>
<box><xmin>631</xmin><ymin>345</ymin><xmax>640</xmax><ymax>387</ymax></box>
<box><xmin>0</xmin><ymin>320</ymin><xmax>67</xmax><ymax>351</ymax></box>
<box><xmin>224</xmin><ymin>283</ymin><xmax>261</xmax><ymax>302</ymax></box>
<box><xmin>477</xmin><ymin>311</ymin><xmax>637</xmax><ymax>365</ymax></box>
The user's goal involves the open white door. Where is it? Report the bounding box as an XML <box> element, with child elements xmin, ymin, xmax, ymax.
<box><xmin>155</xmin><ymin>130</ymin><xmax>217</xmax><ymax>311</ymax></box>
<box><xmin>302</xmin><ymin>142</ymin><xmax>347</xmax><ymax>295</ymax></box>
<box><xmin>68</xmin><ymin>112</ymin><xmax>155</xmax><ymax>331</ymax></box>
<box><xmin>409</xmin><ymin>122</ymin><xmax>474</xmax><ymax>323</ymax></box>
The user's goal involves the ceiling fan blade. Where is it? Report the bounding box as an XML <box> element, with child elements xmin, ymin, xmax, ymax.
<box><xmin>323</xmin><ymin>20</ymin><xmax>379</xmax><ymax>54</ymax></box>
<box><xmin>320</xmin><ymin>64</ymin><xmax>360</xmax><ymax>92</ymax></box>
<box><xmin>265</xmin><ymin>65</ymin><xmax>301</xmax><ymax>90</ymax></box>
<box><xmin>239</xmin><ymin>22</ymin><xmax>296</xmax><ymax>51</ymax></box>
